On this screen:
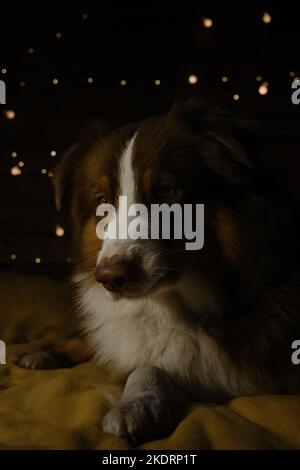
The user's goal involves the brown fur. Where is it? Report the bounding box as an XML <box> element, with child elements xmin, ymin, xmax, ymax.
<box><xmin>53</xmin><ymin>99</ymin><xmax>300</xmax><ymax>395</ymax></box>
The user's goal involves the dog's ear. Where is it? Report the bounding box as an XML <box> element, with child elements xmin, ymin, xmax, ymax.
<box><xmin>53</xmin><ymin>120</ymin><xmax>111</xmax><ymax>212</ymax></box>
<box><xmin>53</xmin><ymin>143</ymin><xmax>79</xmax><ymax>212</ymax></box>
<box><xmin>170</xmin><ymin>97</ymin><xmax>259</xmax><ymax>172</ymax></box>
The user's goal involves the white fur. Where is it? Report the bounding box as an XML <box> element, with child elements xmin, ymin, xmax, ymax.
<box><xmin>119</xmin><ymin>134</ymin><xmax>136</xmax><ymax>206</ymax></box>
<box><xmin>74</xmin><ymin>271</ymin><xmax>253</xmax><ymax>400</ymax></box>
<box><xmin>17</xmin><ymin>351</ymin><xmax>55</xmax><ymax>370</ymax></box>
<box><xmin>98</xmin><ymin>134</ymin><xmax>140</xmax><ymax>263</ymax></box>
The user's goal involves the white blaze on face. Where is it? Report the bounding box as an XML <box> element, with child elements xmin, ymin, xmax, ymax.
<box><xmin>119</xmin><ymin>134</ymin><xmax>136</xmax><ymax>207</ymax></box>
<box><xmin>97</xmin><ymin>134</ymin><xmax>137</xmax><ymax>264</ymax></box>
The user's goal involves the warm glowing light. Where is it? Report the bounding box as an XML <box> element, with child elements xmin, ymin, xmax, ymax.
<box><xmin>5</xmin><ymin>110</ymin><xmax>16</xmax><ymax>120</ymax></box>
<box><xmin>87</xmin><ymin>77</ymin><xmax>94</xmax><ymax>83</ymax></box>
<box><xmin>233</xmin><ymin>94</ymin><xmax>240</xmax><ymax>101</ymax></box>
<box><xmin>48</xmin><ymin>171</ymin><xmax>54</xmax><ymax>178</ymax></box>
<box><xmin>202</xmin><ymin>17</ymin><xmax>213</xmax><ymax>28</ymax></box>
<box><xmin>18</xmin><ymin>161</ymin><xmax>24</xmax><ymax>167</ymax></box>
<box><xmin>35</xmin><ymin>258</ymin><xmax>41</xmax><ymax>264</ymax></box>
<box><xmin>221</xmin><ymin>76</ymin><xmax>228</xmax><ymax>83</ymax></box>
<box><xmin>52</xmin><ymin>78</ymin><xmax>59</xmax><ymax>85</ymax></box>
<box><xmin>56</xmin><ymin>32</ymin><xmax>62</xmax><ymax>39</ymax></box>
<box><xmin>82</xmin><ymin>13</ymin><xmax>88</xmax><ymax>20</ymax></box>
<box><xmin>258</xmin><ymin>82</ymin><xmax>269</xmax><ymax>95</ymax></box>
<box><xmin>1</xmin><ymin>68</ymin><xmax>7</xmax><ymax>74</ymax></box>
<box><xmin>11</xmin><ymin>152</ymin><xmax>17</xmax><ymax>158</ymax></box>
<box><xmin>50</xmin><ymin>150</ymin><xmax>56</xmax><ymax>156</ymax></box>
<box><xmin>55</xmin><ymin>225</ymin><xmax>65</xmax><ymax>237</ymax></box>
<box><xmin>20</xmin><ymin>81</ymin><xmax>26</xmax><ymax>87</ymax></box>
<box><xmin>11</xmin><ymin>254</ymin><xmax>16</xmax><ymax>261</ymax></box>
<box><xmin>188</xmin><ymin>74</ymin><xmax>198</xmax><ymax>85</ymax></box>
<box><xmin>11</xmin><ymin>166</ymin><xmax>21</xmax><ymax>176</ymax></box>
<box><xmin>120</xmin><ymin>80</ymin><xmax>127</xmax><ymax>86</ymax></box>
<box><xmin>28</xmin><ymin>47</ymin><xmax>34</xmax><ymax>54</ymax></box>
<box><xmin>289</xmin><ymin>71</ymin><xmax>295</xmax><ymax>78</ymax></box>
<box><xmin>256</xmin><ymin>75</ymin><xmax>262</xmax><ymax>82</ymax></box>
<box><xmin>262</xmin><ymin>12</ymin><xmax>272</xmax><ymax>24</ymax></box>
<box><xmin>155</xmin><ymin>79</ymin><xmax>161</xmax><ymax>85</ymax></box>
<box><xmin>41</xmin><ymin>168</ymin><xmax>47</xmax><ymax>174</ymax></box>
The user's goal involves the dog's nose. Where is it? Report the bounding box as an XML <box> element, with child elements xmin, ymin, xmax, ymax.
<box><xmin>96</xmin><ymin>255</ymin><xmax>133</xmax><ymax>293</ymax></box>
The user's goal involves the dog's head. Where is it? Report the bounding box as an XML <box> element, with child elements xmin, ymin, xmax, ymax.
<box><xmin>54</xmin><ymin>99</ymin><xmax>258</xmax><ymax>300</ymax></box>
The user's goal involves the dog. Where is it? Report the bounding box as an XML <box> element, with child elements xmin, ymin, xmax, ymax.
<box><xmin>19</xmin><ymin>99</ymin><xmax>300</xmax><ymax>445</ymax></box>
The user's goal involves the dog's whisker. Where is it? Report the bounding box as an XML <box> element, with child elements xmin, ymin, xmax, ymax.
<box><xmin>154</xmin><ymin>266</ymin><xmax>182</xmax><ymax>272</ymax></box>
<box><xmin>162</xmin><ymin>248</ymin><xmax>188</xmax><ymax>256</ymax></box>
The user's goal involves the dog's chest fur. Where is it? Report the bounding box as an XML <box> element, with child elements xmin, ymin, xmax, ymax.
<box><xmin>76</xmin><ymin>273</ymin><xmax>252</xmax><ymax>399</ymax></box>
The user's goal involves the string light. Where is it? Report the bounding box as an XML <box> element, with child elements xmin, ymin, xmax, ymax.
<box><xmin>188</xmin><ymin>74</ymin><xmax>198</xmax><ymax>85</ymax></box>
<box><xmin>11</xmin><ymin>166</ymin><xmax>21</xmax><ymax>176</ymax></box>
<box><xmin>5</xmin><ymin>110</ymin><xmax>16</xmax><ymax>120</ymax></box>
<box><xmin>202</xmin><ymin>17</ymin><xmax>213</xmax><ymax>28</ymax></box>
<box><xmin>3</xmin><ymin>11</ymin><xmax>297</xmax><ymax>270</ymax></box>
<box><xmin>55</xmin><ymin>225</ymin><xmax>65</xmax><ymax>237</ymax></box>
<box><xmin>262</xmin><ymin>12</ymin><xmax>272</xmax><ymax>24</ymax></box>
<box><xmin>258</xmin><ymin>81</ymin><xmax>269</xmax><ymax>95</ymax></box>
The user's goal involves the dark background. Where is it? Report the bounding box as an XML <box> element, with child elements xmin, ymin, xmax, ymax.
<box><xmin>0</xmin><ymin>1</ymin><xmax>300</xmax><ymax>277</ymax></box>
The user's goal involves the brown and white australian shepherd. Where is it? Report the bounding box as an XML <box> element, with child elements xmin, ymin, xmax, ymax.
<box><xmin>20</xmin><ymin>99</ymin><xmax>300</xmax><ymax>445</ymax></box>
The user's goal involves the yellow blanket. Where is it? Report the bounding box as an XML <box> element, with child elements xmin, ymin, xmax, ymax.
<box><xmin>0</xmin><ymin>272</ymin><xmax>299</xmax><ymax>450</ymax></box>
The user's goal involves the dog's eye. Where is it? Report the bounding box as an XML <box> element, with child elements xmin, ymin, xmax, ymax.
<box><xmin>96</xmin><ymin>194</ymin><xmax>108</xmax><ymax>205</ymax></box>
<box><xmin>158</xmin><ymin>184</ymin><xmax>175</xmax><ymax>197</ymax></box>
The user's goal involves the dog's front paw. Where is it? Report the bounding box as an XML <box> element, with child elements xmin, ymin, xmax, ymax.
<box><xmin>102</xmin><ymin>392</ymin><xmax>173</xmax><ymax>446</ymax></box>
<box><xmin>17</xmin><ymin>351</ymin><xmax>57</xmax><ymax>369</ymax></box>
